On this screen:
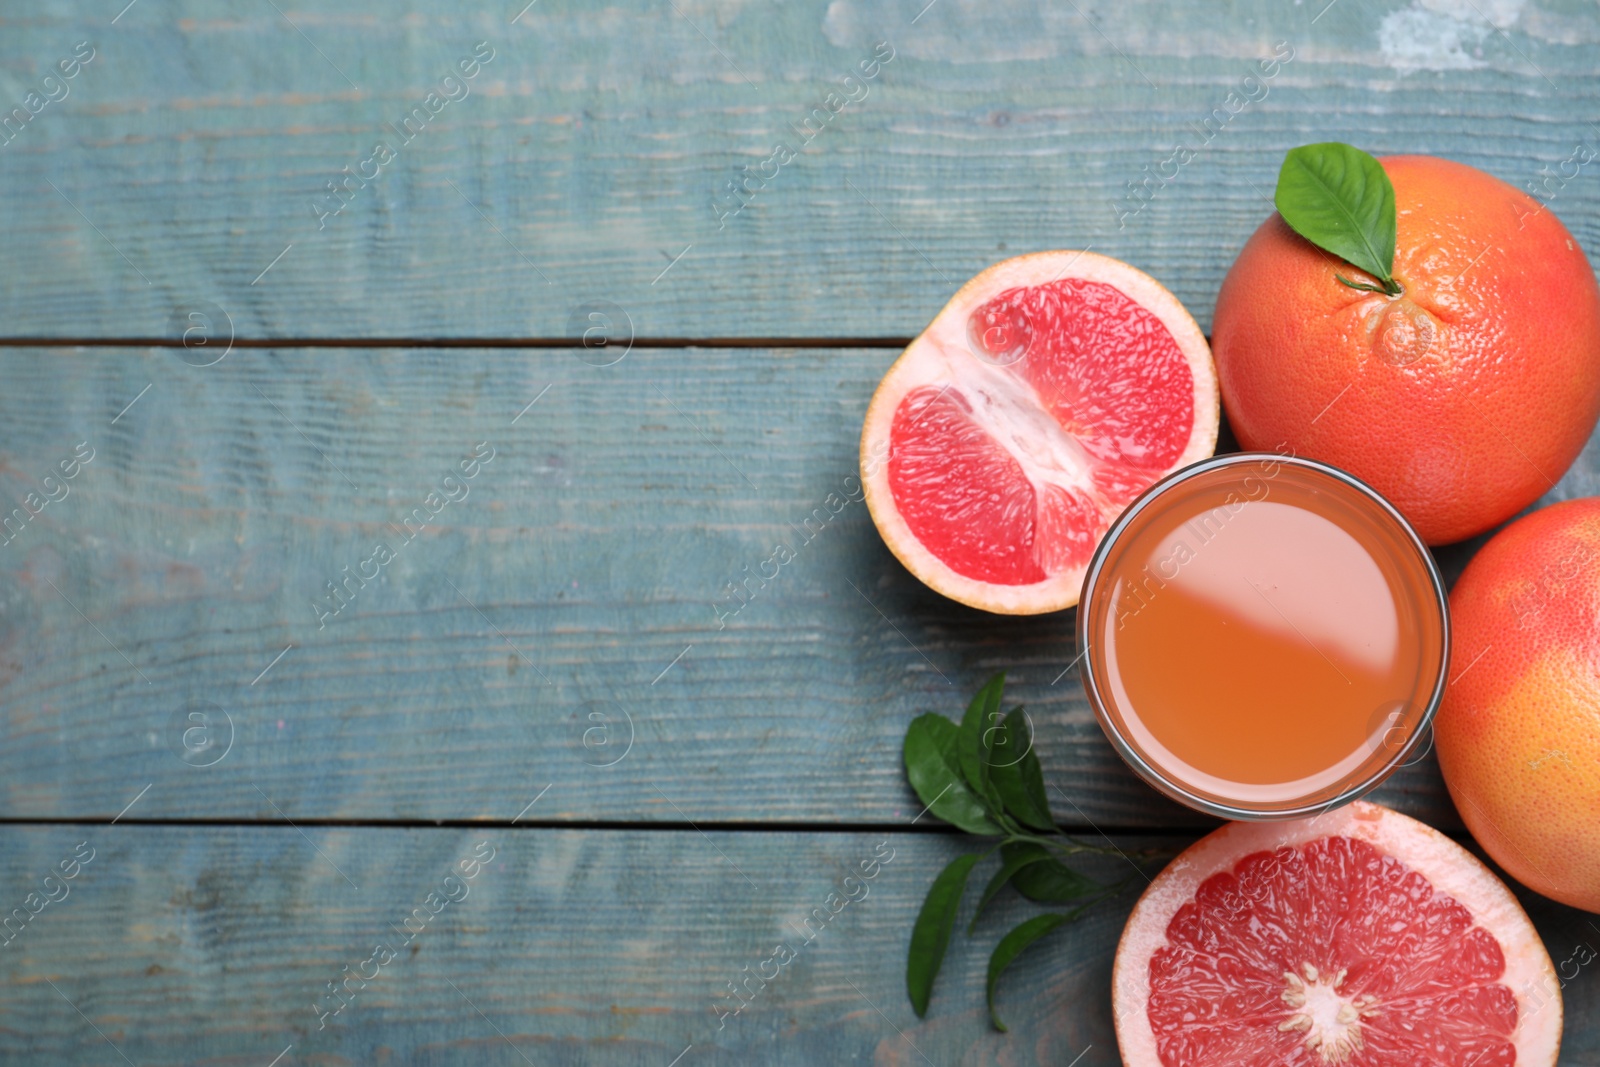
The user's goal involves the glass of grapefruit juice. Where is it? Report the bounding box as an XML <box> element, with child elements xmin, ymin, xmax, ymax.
<box><xmin>1078</xmin><ymin>453</ymin><xmax>1450</xmax><ymax>820</ymax></box>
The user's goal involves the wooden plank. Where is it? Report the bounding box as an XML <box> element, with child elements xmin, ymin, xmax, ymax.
<box><xmin>1</xmin><ymin>1</ymin><xmax>1597</xmax><ymax>340</ymax></box>
<box><xmin>3</xmin><ymin>348</ymin><xmax>1596</xmax><ymax>825</ymax></box>
<box><xmin>0</xmin><ymin>825</ymin><xmax>1595</xmax><ymax>1065</ymax></box>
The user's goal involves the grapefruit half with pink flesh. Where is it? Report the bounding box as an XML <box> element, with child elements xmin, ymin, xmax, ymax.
<box><xmin>860</xmin><ymin>251</ymin><xmax>1217</xmax><ymax>614</ymax></box>
<box><xmin>1113</xmin><ymin>801</ymin><xmax>1560</xmax><ymax>1067</ymax></box>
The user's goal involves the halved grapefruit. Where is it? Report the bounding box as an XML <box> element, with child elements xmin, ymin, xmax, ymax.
<box><xmin>861</xmin><ymin>252</ymin><xmax>1217</xmax><ymax>614</ymax></box>
<box><xmin>1113</xmin><ymin>801</ymin><xmax>1561</xmax><ymax>1067</ymax></box>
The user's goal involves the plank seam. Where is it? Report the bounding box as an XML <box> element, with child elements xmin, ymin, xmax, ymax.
<box><xmin>0</xmin><ymin>817</ymin><xmax>1467</xmax><ymax>837</ymax></box>
<box><xmin>0</xmin><ymin>336</ymin><xmax>918</xmax><ymax>349</ymax></box>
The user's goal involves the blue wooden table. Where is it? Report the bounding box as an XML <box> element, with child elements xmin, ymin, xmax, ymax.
<box><xmin>2</xmin><ymin>2</ymin><xmax>1598</xmax><ymax>1063</ymax></box>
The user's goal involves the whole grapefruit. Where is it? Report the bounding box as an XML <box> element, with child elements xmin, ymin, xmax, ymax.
<box><xmin>1435</xmin><ymin>497</ymin><xmax>1600</xmax><ymax>913</ymax></box>
<box><xmin>1213</xmin><ymin>155</ymin><xmax>1600</xmax><ymax>545</ymax></box>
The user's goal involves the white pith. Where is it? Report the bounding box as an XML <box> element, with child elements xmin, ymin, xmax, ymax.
<box><xmin>1279</xmin><ymin>963</ymin><xmax>1380</xmax><ymax>1065</ymax></box>
<box><xmin>929</xmin><ymin>346</ymin><xmax>1098</xmax><ymax>494</ymax></box>
<box><xmin>860</xmin><ymin>251</ymin><xmax>1219</xmax><ymax>615</ymax></box>
<box><xmin>1110</xmin><ymin>802</ymin><xmax>1562</xmax><ymax>1067</ymax></box>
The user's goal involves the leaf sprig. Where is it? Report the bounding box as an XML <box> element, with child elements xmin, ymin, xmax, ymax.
<box><xmin>1275</xmin><ymin>142</ymin><xmax>1402</xmax><ymax>297</ymax></box>
<box><xmin>902</xmin><ymin>673</ymin><xmax>1152</xmax><ymax>1030</ymax></box>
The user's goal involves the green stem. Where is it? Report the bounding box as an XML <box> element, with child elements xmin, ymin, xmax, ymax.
<box><xmin>1009</xmin><ymin>832</ymin><xmax>1081</xmax><ymax>855</ymax></box>
<box><xmin>1052</xmin><ymin>873</ymin><xmax>1144</xmax><ymax>918</ymax></box>
<box><xmin>1010</xmin><ymin>832</ymin><xmax>1125</xmax><ymax>863</ymax></box>
<box><xmin>1009</xmin><ymin>831</ymin><xmax>1179</xmax><ymax>867</ymax></box>
<box><xmin>1043</xmin><ymin>831</ymin><xmax>1139</xmax><ymax>857</ymax></box>
<box><xmin>1336</xmin><ymin>272</ymin><xmax>1402</xmax><ymax>297</ymax></box>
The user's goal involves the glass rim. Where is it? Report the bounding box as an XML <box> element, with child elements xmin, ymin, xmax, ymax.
<box><xmin>1076</xmin><ymin>451</ymin><xmax>1452</xmax><ymax>822</ymax></box>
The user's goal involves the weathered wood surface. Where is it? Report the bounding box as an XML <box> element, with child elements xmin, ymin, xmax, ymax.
<box><xmin>1</xmin><ymin>1</ymin><xmax>1597</xmax><ymax>340</ymax></box>
<box><xmin>0</xmin><ymin>826</ymin><xmax>1595</xmax><ymax>1066</ymax></box>
<box><xmin>5</xmin><ymin>1</ymin><xmax>1600</xmax><ymax>1061</ymax></box>
<box><xmin>3</xmin><ymin>349</ymin><xmax>1597</xmax><ymax>826</ymax></box>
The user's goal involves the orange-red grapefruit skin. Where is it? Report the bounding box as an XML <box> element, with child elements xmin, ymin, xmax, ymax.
<box><xmin>1435</xmin><ymin>498</ymin><xmax>1600</xmax><ymax>914</ymax></box>
<box><xmin>861</xmin><ymin>252</ymin><xmax>1218</xmax><ymax>615</ymax></box>
<box><xmin>1213</xmin><ymin>155</ymin><xmax>1600</xmax><ymax>546</ymax></box>
<box><xmin>1112</xmin><ymin>802</ymin><xmax>1560</xmax><ymax>1067</ymax></box>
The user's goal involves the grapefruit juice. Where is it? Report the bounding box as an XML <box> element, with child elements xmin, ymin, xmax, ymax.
<box><xmin>1078</xmin><ymin>454</ymin><xmax>1449</xmax><ymax>818</ymax></box>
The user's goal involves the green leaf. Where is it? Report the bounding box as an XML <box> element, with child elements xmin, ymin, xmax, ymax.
<box><xmin>903</xmin><ymin>713</ymin><xmax>1002</xmax><ymax>836</ymax></box>
<box><xmin>1002</xmin><ymin>842</ymin><xmax>1098</xmax><ymax>904</ymax></box>
<box><xmin>907</xmin><ymin>852</ymin><xmax>982</xmax><ymax>1017</ymax></box>
<box><xmin>968</xmin><ymin>845</ymin><xmax>1056</xmax><ymax>934</ymax></box>
<box><xmin>1274</xmin><ymin>143</ymin><xmax>1399</xmax><ymax>294</ymax></box>
<box><xmin>986</xmin><ymin>707</ymin><xmax>1053</xmax><ymax>832</ymax></box>
<box><xmin>986</xmin><ymin>913</ymin><xmax>1076</xmax><ymax>1030</ymax></box>
<box><xmin>958</xmin><ymin>673</ymin><xmax>1007</xmax><ymax>812</ymax></box>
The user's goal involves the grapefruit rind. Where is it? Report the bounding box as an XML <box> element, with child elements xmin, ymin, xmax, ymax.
<box><xmin>1111</xmin><ymin>801</ymin><xmax>1560</xmax><ymax>1067</ymax></box>
<box><xmin>1212</xmin><ymin>156</ymin><xmax>1600</xmax><ymax>546</ymax></box>
<box><xmin>861</xmin><ymin>251</ymin><xmax>1219</xmax><ymax>615</ymax></box>
<box><xmin>1435</xmin><ymin>498</ymin><xmax>1600</xmax><ymax>915</ymax></box>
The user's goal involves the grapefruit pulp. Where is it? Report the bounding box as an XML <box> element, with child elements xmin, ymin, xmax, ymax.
<box><xmin>1113</xmin><ymin>801</ymin><xmax>1560</xmax><ymax>1067</ymax></box>
<box><xmin>861</xmin><ymin>252</ymin><xmax>1217</xmax><ymax>614</ymax></box>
